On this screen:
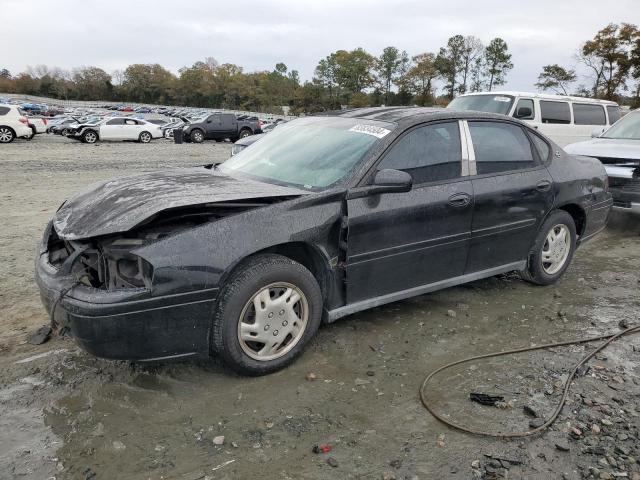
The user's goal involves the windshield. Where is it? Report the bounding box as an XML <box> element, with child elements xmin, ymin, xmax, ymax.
<box><xmin>219</xmin><ymin>116</ymin><xmax>395</xmax><ymax>190</ymax></box>
<box><xmin>448</xmin><ymin>94</ymin><xmax>515</xmax><ymax>115</ymax></box>
<box><xmin>601</xmin><ymin>112</ymin><xmax>640</xmax><ymax>140</ymax></box>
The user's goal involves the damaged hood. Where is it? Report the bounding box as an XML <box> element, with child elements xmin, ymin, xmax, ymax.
<box><xmin>564</xmin><ymin>138</ymin><xmax>640</xmax><ymax>161</ymax></box>
<box><xmin>54</xmin><ymin>167</ymin><xmax>309</xmax><ymax>240</ymax></box>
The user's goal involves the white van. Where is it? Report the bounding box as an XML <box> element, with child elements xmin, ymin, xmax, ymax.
<box><xmin>447</xmin><ymin>91</ymin><xmax>620</xmax><ymax>147</ymax></box>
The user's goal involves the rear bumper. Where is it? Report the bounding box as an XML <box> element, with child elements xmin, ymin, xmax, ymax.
<box><xmin>612</xmin><ymin>201</ymin><xmax>640</xmax><ymax>215</ymax></box>
<box><xmin>14</xmin><ymin>124</ymin><xmax>32</xmax><ymax>138</ymax></box>
<box><xmin>35</xmin><ymin>229</ymin><xmax>216</xmax><ymax>361</ymax></box>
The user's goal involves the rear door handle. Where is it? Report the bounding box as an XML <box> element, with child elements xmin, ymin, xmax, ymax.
<box><xmin>536</xmin><ymin>180</ymin><xmax>552</xmax><ymax>192</ymax></box>
<box><xmin>448</xmin><ymin>192</ymin><xmax>471</xmax><ymax>207</ymax></box>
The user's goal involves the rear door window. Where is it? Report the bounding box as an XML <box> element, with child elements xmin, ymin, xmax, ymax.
<box><xmin>468</xmin><ymin>121</ymin><xmax>537</xmax><ymax>174</ymax></box>
<box><xmin>573</xmin><ymin>104</ymin><xmax>606</xmax><ymax>125</ymax></box>
<box><xmin>607</xmin><ymin>106</ymin><xmax>621</xmax><ymax>124</ymax></box>
<box><xmin>540</xmin><ymin>101</ymin><xmax>571</xmax><ymax>124</ymax></box>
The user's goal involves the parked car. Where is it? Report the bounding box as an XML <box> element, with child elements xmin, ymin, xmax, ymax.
<box><xmin>231</xmin><ymin>133</ymin><xmax>265</xmax><ymax>156</ymax></box>
<box><xmin>448</xmin><ymin>91</ymin><xmax>620</xmax><ymax>147</ymax></box>
<box><xmin>36</xmin><ymin>108</ymin><xmax>611</xmax><ymax>375</ymax></box>
<box><xmin>67</xmin><ymin>117</ymin><xmax>163</xmax><ymax>143</ymax></box>
<box><xmin>183</xmin><ymin>113</ymin><xmax>262</xmax><ymax>143</ymax></box>
<box><xmin>0</xmin><ymin>104</ymin><xmax>34</xmax><ymax>143</ymax></box>
<box><xmin>48</xmin><ymin>117</ymin><xmax>82</xmax><ymax>135</ymax></box>
<box><xmin>27</xmin><ymin>117</ymin><xmax>48</xmax><ymax>135</ymax></box>
<box><xmin>565</xmin><ymin>109</ymin><xmax>640</xmax><ymax>214</ymax></box>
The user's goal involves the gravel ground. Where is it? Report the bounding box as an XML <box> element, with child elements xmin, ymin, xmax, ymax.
<box><xmin>0</xmin><ymin>134</ymin><xmax>639</xmax><ymax>480</ymax></box>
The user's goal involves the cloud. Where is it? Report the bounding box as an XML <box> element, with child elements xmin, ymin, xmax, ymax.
<box><xmin>2</xmin><ymin>0</ymin><xmax>638</xmax><ymax>92</ymax></box>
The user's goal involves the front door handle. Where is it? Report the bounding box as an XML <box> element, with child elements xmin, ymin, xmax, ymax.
<box><xmin>536</xmin><ymin>180</ymin><xmax>552</xmax><ymax>192</ymax></box>
<box><xmin>448</xmin><ymin>192</ymin><xmax>471</xmax><ymax>207</ymax></box>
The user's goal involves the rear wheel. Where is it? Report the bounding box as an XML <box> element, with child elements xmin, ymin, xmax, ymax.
<box><xmin>82</xmin><ymin>130</ymin><xmax>98</xmax><ymax>144</ymax></box>
<box><xmin>239</xmin><ymin>128</ymin><xmax>251</xmax><ymax>139</ymax></box>
<box><xmin>61</xmin><ymin>128</ymin><xmax>69</xmax><ymax>136</ymax></box>
<box><xmin>521</xmin><ymin>210</ymin><xmax>576</xmax><ymax>285</ymax></box>
<box><xmin>190</xmin><ymin>129</ymin><xmax>204</xmax><ymax>143</ymax></box>
<box><xmin>211</xmin><ymin>254</ymin><xmax>322</xmax><ymax>376</ymax></box>
<box><xmin>138</xmin><ymin>131</ymin><xmax>152</xmax><ymax>143</ymax></box>
<box><xmin>0</xmin><ymin>126</ymin><xmax>15</xmax><ymax>143</ymax></box>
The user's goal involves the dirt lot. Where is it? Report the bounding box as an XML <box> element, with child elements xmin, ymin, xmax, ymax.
<box><xmin>0</xmin><ymin>134</ymin><xmax>639</xmax><ymax>480</ymax></box>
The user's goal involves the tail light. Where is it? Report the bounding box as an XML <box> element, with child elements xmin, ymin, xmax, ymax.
<box><xmin>604</xmin><ymin>175</ymin><xmax>609</xmax><ymax>192</ymax></box>
<box><xmin>258</xmin><ymin>120</ymin><xmax>263</xmax><ymax>129</ymax></box>
<box><xmin>43</xmin><ymin>118</ymin><xmax>48</xmax><ymax>125</ymax></box>
<box><xmin>19</xmin><ymin>116</ymin><xmax>28</xmax><ymax>124</ymax></box>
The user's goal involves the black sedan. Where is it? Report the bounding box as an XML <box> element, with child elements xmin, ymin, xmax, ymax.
<box><xmin>36</xmin><ymin>108</ymin><xmax>612</xmax><ymax>375</ymax></box>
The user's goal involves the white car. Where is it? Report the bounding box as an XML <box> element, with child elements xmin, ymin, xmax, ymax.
<box><xmin>68</xmin><ymin>117</ymin><xmax>163</xmax><ymax>144</ymax></box>
<box><xmin>448</xmin><ymin>91</ymin><xmax>620</xmax><ymax>147</ymax></box>
<box><xmin>0</xmin><ymin>104</ymin><xmax>34</xmax><ymax>143</ymax></box>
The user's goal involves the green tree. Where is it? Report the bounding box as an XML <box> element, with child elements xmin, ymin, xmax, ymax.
<box><xmin>484</xmin><ymin>38</ymin><xmax>513</xmax><ymax>91</ymax></box>
<box><xmin>435</xmin><ymin>35</ymin><xmax>466</xmax><ymax>99</ymax></box>
<box><xmin>72</xmin><ymin>66</ymin><xmax>113</xmax><ymax>100</ymax></box>
<box><xmin>375</xmin><ymin>46</ymin><xmax>403</xmax><ymax>105</ymax></box>
<box><xmin>121</xmin><ymin>64</ymin><xmax>177</xmax><ymax>104</ymax></box>
<box><xmin>535</xmin><ymin>64</ymin><xmax>577</xmax><ymax>95</ymax></box>
<box><xmin>459</xmin><ymin>36</ymin><xmax>483</xmax><ymax>93</ymax></box>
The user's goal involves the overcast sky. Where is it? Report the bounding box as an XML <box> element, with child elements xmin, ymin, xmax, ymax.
<box><xmin>2</xmin><ymin>0</ymin><xmax>639</xmax><ymax>93</ymax></box>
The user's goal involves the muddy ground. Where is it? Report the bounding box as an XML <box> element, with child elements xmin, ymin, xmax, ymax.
<box><xmin>0</xmin><ymin>134</ymin><xmax>639</xmax><ymax>480</ymax></box>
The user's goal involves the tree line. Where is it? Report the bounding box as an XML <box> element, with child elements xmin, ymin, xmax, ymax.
<box><xmin>1</xmin><ymin>23</ymin><xmax>638</xmax><ymax>114</ymax></box>
<box><xmin>535</xmin><ymin>23</ymin><xmax>640</xmax><ymax>106</ymax></box>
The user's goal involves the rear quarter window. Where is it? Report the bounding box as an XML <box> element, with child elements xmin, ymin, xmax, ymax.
<box><xmin>573</xmin><ymin>104</ymin><xmax>606</xmax><ymax>125</ymax></box>
<box><xmin>0</xmin><ymin>106</ymin><xmax>9</xmax><ymax>115</ymax></box>
<box><xmin>540</xmin><ymin>101</ymin><xmax>571</xmax><ymax>124</ymax></box>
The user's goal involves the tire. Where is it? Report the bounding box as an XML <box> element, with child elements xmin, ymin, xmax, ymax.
<box><xmin>239</xmin><ymin>129</ymin><xmax>251</xmax><ymax>139</ymax></box>
<box><xmin>61</xmin><ymin>128</ymin><xmax>69</xmax><ymax>136</ymax></box>
<box><xmin>138</xmin><ymin>131</ymin><xmax>152</xmax><ymax>143</ymax></box>
<box><xmin>82</xmin><ymin>130</ymin><xmax>98</xmax><ymax>144</ymax></box>
<box><xmin>190</xmin><ymin>129</ymin><xmax>204</xmax><ymax>143</ymax></box>
<box><xmin>521</xmin><ymin>210</ymin><xmax>576</xmax><ymax>286</ymax></box>
<box><xmin>211</xmin><ymin>254</ymin><xmax>323</xmax><ymax>376</ymax></box>
<box><xmin>0</xmin><ymin>126</ymin><xmax>15</xmax><ymax>143</ymax></box>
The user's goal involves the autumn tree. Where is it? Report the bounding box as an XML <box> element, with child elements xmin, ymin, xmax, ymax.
<box><xmin>403</xmin><ymin>53</ymin><xmax>438</xmax><ymax>105</ymax></box>
<box><xmin>535</xmin><ymin>64</ymin><xmax>576</xmax><ymax>95</ymax></box>
<box><xmin>579</xmin><ymin>23</ymin><xmax>639</xmax><ymax>99</ymax></box>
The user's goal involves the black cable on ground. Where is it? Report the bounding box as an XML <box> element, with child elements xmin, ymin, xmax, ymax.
<box><xmin>419</xmin><ymin>324</ymin><xmax>640</xmax><ymax>438</ymax></box>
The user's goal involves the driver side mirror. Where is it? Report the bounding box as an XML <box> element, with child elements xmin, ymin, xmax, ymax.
<box><xmin>514</xmin><ymin>107</ymin><xmax>532</xmax><ymax>119</ymax></box>
<box><xmin>347</xmin><ymin>169</ymin><xmax>413</xmax><ymax>199</ymax></box>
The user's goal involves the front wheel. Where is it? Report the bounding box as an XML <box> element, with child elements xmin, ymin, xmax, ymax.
<box><xmin>82</xmin><ymin>130</ymin><xmax>98</xmax><ymax>144</ymax></box>
<box><xmin>521</xmin><ymin>210</ymin><xmax>576</xmax><ymax>285</ymax></box>
<box><xmin>190</xmin><ymin>129</ymin><xmax>204</xmax><ymax>143</ymax></box>
<box><xmin>211</xmin><ymin>254</ymin><xmax>322</xmax><ymax>376</ymax></box>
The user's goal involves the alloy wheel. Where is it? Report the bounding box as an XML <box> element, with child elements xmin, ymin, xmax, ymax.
<box><xmin>237</xmin><ymin>282</ymin><xmax>309</xmax><ymax>361</ymax></box>
<box><xmin>0</xmin><ymin>127</ymin><xmax>13</xmax><ymax>143</ymax></box>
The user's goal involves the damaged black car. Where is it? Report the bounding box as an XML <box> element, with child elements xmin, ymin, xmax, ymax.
<box><xmin>36</xmin><ymin>108</ymin><xmax>613</xmax><ymax>375</ymax></box>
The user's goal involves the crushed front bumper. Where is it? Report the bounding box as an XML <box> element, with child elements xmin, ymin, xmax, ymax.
<box><xmin>35</xmin><ymin>223</ymin><xmax>217</xmax><ymax>361</ymax></box>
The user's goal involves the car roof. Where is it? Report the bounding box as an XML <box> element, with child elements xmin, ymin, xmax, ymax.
<box><xmin>455</xmin><ymin>90</ymin><xmax>619</xmax><ymax>106</ymax></box>
<box><xmin>317</xmin><ymin>106</ymin><xmax>515</xmax><ymax>124</ymax></box>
